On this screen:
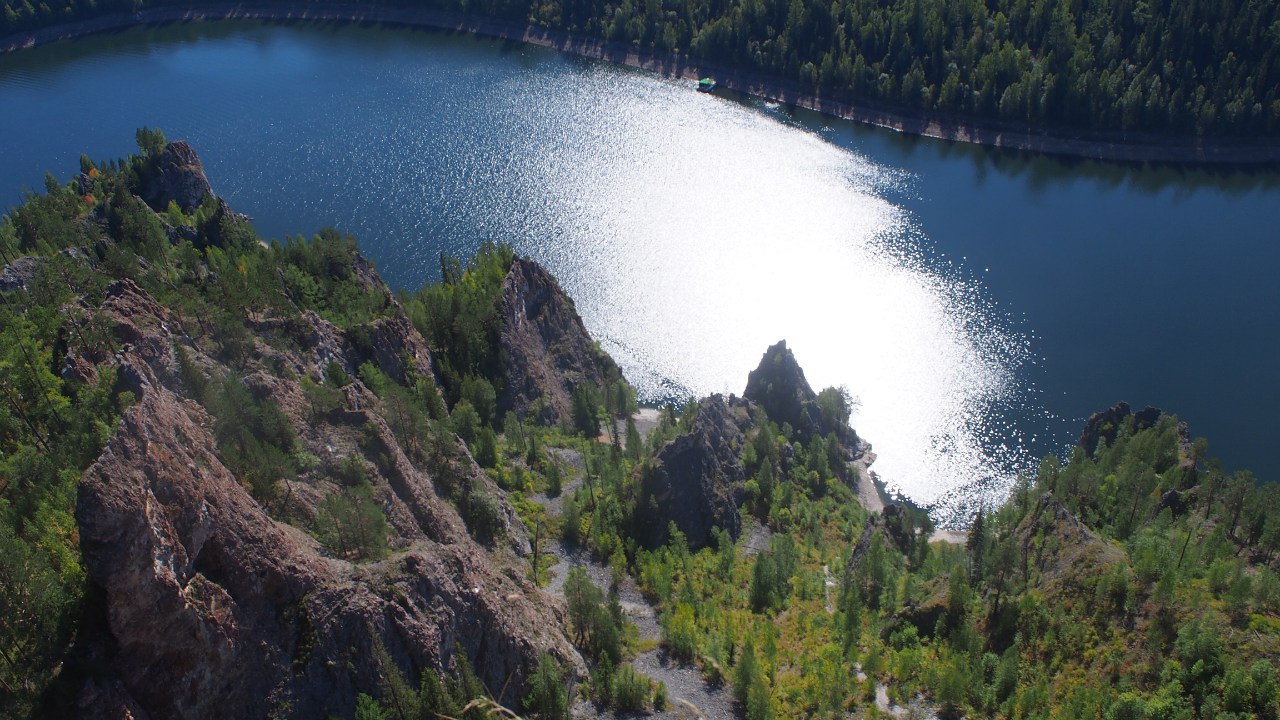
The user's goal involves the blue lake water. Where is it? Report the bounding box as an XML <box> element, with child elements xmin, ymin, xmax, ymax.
<box><xmin>3</xmin><ymin>21</ymin><xmax>1277</xmax><ymax>518</ymax></box>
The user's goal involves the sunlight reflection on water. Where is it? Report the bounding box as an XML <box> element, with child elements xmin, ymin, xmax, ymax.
<box><xmin>444</xmin><ymin>64</ymin><xmax>1038</xmax><ymax>513</ymax></box>
<box><xmin>0</xmin><ymin>27</ymin><xmax>1041</xmax><ymax>519</ymax></box>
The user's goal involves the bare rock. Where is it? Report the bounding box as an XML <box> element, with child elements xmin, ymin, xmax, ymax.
<box><xmin>637</xmin><ymin>394</ymin><xmax>753</xmax><ymax>549</ymax></box>
<box><xmin>137</xmin><ymin>141</ymin><xmax>214</xmax><ymax>213</ymax></box>
<box><xmin>744</xmin><ymin>339</ymin><xmax>865</xmax><ymax>453</ymax></box>
<box><xmin>71</xmin><ymin>252</ymin><xmax>581</xmax><ymax>719</ymax></box>
<box><xmin>497</xmin><ymin>256</ymin><xmax>616</xmax><ymax>426</ymax></box>
<box><xmin>77</xmin><ymin>378</ymin><xmax>579</xmax><ymax>719</ymax></box>
<box><xmin>0</xmin><ymin>255</ymin><xmax>39</xmax><ymax>291</ymax></box>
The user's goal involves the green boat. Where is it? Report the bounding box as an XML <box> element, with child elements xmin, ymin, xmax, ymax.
<box><xmin>697</xmin><ymin>77</ymin><xmax>717</xmax><ymax>92</ymax></box>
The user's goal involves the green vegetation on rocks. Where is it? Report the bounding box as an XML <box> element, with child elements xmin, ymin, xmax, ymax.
<box><xmin>2</xmin><ymin>130</ymin><xmax>1277</xmax><ymax>720</ymax></box>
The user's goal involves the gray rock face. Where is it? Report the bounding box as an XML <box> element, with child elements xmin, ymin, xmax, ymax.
<box><xmin>497</xmin><ymin>256</ymin><xmax>617</xmax><ymax>426</ymax></box>
<box><xmin>138</xmin><ymin>141</ymin><xmax>214</xmax><ymax>213</ymax></box>
<box><xmin>637</xmin><ymin>394</ymin><xmax>753</xmax><ymax>550</ymax></box>
<box><xmin>744</xmin><ymin>340</ymin><xmax>820</xmax><ymax>437</ymax></box>
<box><xmin>0</xmin><ymin>256</ymin><xmax>39</xmax><ymax>291</ymax></box>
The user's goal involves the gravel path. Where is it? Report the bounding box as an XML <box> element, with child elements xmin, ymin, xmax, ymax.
<box><xmin>545</xmin><ymin>534</ymin><xmax>738</xmax><ymax>720</ymax></box>
<box><xmin>529</xmin><ymin>447</ymin><xmax>587</xmax><ymax>516</ymax></box>
<box><xmin>739</xmin><ymin>520</ymin><xmax>773</xmax><ymax>558</ymax></box>
<box><xmin>534</xmin><ymin>444</ymin><xmax>739</xmax><ymax>719</ymax></box>
<box><xmin>612</xmin><ymin>408</ymin><xmax>663</xmax><ymax>444</ymax></box>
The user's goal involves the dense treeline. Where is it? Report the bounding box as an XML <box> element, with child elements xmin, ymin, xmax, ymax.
<box><xmin>4</xmin><ymin>0</ymin><xmax>1280</xmax><ymax>136</ymax></box>
<box><xmin>606</xmin><ymin>409</ymin><xmax>1280</xmax><ymax>718</ymax></box>
<box><xmin>519</xmin><ymin>339</ymin><xmax>1279</xmax><ymax>718</ymax></box>
<box><xmin>559</xmin><ymin>0</ymin><xmax>1280</xmax><ymax>135</ymax></box>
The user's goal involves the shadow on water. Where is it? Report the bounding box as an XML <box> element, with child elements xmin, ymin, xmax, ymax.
<box><xmin>749</xmin><ymin>100</ymin><xmax>1280</xmax><ymax>197</ymax></box>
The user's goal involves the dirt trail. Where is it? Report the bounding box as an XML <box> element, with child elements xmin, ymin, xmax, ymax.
<box><xmin>535</xmin><ymin>447</ymin><xmax>739</xmax><ymax>720</ymax></box>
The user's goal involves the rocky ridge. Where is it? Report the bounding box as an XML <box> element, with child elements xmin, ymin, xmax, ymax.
<box><xmin>744</xmin><ymin>339</ymin><xmax>865</xmax><ymax>453</ymax></box>
<box><xmin>60</xmin><ymin>144</ymin><xmax>586</xmax><ymax>719</ymax></box>
<box><xmin>638</xmin><ymin>342</ymin><xmax>874</xmax><ymax>551</ymax></box>
<box><xmin>1080</xmin><ymin>400</ymin><xmax>1196</xmax><ymax>468</ymax></box>
<box><xmin>497</xmin><ymin>256</ymin><xmax>619</xmax><ymax>427</ymax></box>
<box><xmin>1013</xmin><ymin>492</ymin><xmax>1128</xmax><ymax>599</ymax></box>
<box><xmin>637</xmin><ymin>394</ymin><xmax>753</xmax><ymax>549</ymax></box>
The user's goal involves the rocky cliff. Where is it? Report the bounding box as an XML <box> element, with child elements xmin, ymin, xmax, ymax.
<box><xmin>636</xmin><ymin>394</ymin><xmax>753</xmax><ymax>549</ymax></box>
<box><xmin>744</xmin><ymin>339</ymin><xmax>865</xmax><ymax>453</ymax></box>
<box><xmin>58</xmin><ymin>145</ymin><xmax>586</xmax><ymax>719</ymax></box>
<box><xmin>637</xmin><ymin>343</ymin><xmax>873</xmax><ymax>550</ymax></box>
<box><xmin>497</xmin><ymin>256</ymin><xmax>619</xmax><ymax>427</ymax></box>
<box><xmin>136</xmin><ymin>140</ymin><xmax>214</xmax><ymax>213</ymax></box>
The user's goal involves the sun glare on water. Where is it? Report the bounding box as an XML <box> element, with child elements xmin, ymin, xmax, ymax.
<box><xmin>470</xmin><ymin>65</ymin><xmax>1037</xmax><ymax>516</ymax></box>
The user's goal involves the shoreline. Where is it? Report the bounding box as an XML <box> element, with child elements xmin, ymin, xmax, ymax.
<box><xmin>3</xmin><ymin>3</ymin><xmax>1280</xmax><ymax>164</ymax></box>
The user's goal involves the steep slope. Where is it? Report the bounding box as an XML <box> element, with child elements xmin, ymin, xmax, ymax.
<box><xmin>497</xmin><ymin>256</ymin><xmax>619</xmax><ymax>427</ymax></box>
<box><xmin>1</xmin><ymin>140</ymin><xmax>594</xmax><ymax>718</ymax></box>
<box><xmin>72</xmin><ymin>277</ymin><xmax>580</xmax><ymax>719</ymax></box>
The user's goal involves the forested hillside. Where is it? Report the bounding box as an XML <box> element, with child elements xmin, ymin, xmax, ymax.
<box><xmin>3</xmin><ymin>0</ymin><xmax>1279</xmax><ymax>136</ymax></box>
<box><xmin>0</xmin><ymin>131</ymin><xmax>616</xmax><ymax>718</ymax></box>
<box><xmin>3</xmin><ymin>131</ymin><xmax>1279</xmax><ymax>718</ymax></box>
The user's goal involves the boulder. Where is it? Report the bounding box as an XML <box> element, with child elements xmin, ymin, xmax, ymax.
<box><xmin>0</xmin><ymin>255</ymin><xmax>39</xmax><ymax>291</ymax></box>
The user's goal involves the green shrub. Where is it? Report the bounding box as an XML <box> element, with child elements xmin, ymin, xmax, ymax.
<box><xmin>463</xmin><ymin>488</ymin><xmax>504</xmax><ymax>546</ymax></box>
<box><xmin>523</xmin><ymin>653</ymin><xmax>570</xmax><ymax>720</ymax></box>
<box><xmin>610</xmin><ymin>664</ymin><xmax>652</xmax><ymax>712</ymax></box>
<box><xmin>314</xmin><ymin>480</ymin><xmax>389</xmax><ymax>561</ymax></box>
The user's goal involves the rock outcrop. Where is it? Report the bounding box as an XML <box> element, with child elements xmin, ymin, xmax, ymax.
<box><xmin>636</xmin><ymin>394</ymin><xmax>752</xmax><ymax>549</ymax></box>
<box><xmin>136</xmin><ymin>140</ymin><xmax>215</xmax><ymax>213</ymax></box>
<box><xmin>744</xmin><ymin>340</ymin><xmax>864</xmax><ymax>453</ymax></box>
<box><xmin>497</xmin><ymin>256</ymin><xmax>618</xmax><ymax>426</ymax></box>
<box><xmin>0</xmin><ymin>255</ymin><xmax>39</xmax><ymax>291</ymax></box>
<box><xmin>1013</xmin><ymin>492</ymin><xmax>1128</xmax><ymax>599</ymax></box>
<box><xmin>1079</xmin><ymin>401</ymin><xmax>1163</xmax><ymax>456</ymax></box>
<box><xmin>78</xmin><ymin>384</ymin><xmax>575</xmax><ymax>718</ymax></box>
<box><xmin>744</xmin><ymin>340</ymin><xmax>821</xmax><ymax>436</ymax></box>
<box><xmin>69</xmin><ymin>253</ymin><xmax>582</xmax><ymax>716</ymax></box>
<box><xmin>1079</xmin><ymin>401</ymin><xmax>1196</xmax><ymax>476</ymax></box>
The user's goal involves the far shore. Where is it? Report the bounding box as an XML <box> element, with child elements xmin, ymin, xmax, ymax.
<box><xmin>4</xmin><ymin>2</ymin><xmax>1280</xmax><ymax>164</ymax></box>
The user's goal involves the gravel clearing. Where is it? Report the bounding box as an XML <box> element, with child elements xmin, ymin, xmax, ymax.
<box><xmin>534</xmin><ymin>443</ymin><xmax>740</xmax><ymax>720</ymax></box>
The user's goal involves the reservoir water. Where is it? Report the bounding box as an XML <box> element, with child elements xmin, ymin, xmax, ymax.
<box><xmin>3</xmin><ymin>21</ymin><xmax>1277</xmax><ymax>519</ymax></box>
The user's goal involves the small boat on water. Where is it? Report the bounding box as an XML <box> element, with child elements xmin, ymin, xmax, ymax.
<box><xmin>697</xmin><ymin>77</ymin><xmax>717</xmax><ymax>92</ymax></box>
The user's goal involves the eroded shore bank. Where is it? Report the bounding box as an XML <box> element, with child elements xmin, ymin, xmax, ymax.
<box><xmin>4</xmin><ymin>2</ymin><xmax>1279</xmax><ymax>164</ymax></box>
